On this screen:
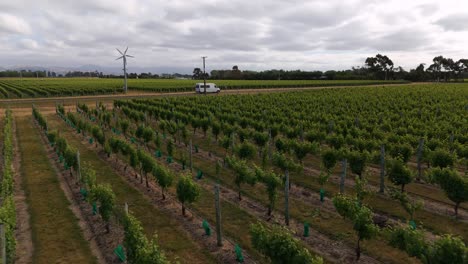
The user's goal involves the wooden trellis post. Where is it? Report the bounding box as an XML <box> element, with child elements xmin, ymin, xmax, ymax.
<box><xmin>214</xmin><ymin>184</ymin><xmax>222</xmax><ymax>246</ymax></box>
<box><xmin>76</xmin><ymin>150</ymin><xmax>81</xmax><ymax>183</ymax></box>
<box><xmin>284</xmin><ymin>169</ymin><xmax>290</xmax><ymax>226</ymax></box>
<box><xmin>380</xmin><ymin>145</ymin><xmax>385</xmax><ymax>193</ymax></box>
<box><xmin>417</xmin><ymin>138</ymin><xmax>424</xmax><ymax>181</ymax></box>
<box><xmin>189</xmin><ymin>139</ymin><xmax>193</xmax><ymax>172</ymax></box>
<box><xmin>0</xmin><ymin>224</ymin><xmax>5</xmax><ymax>264</ymax></box>
<box><xmin>340</xmin><ymin>159</ymin><xmax>346</xmax><ymax>193</ymax></box>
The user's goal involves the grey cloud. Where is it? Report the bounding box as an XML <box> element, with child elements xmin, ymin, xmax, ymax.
<box><xmin>322</xmin><ymin>20</ymin><xmax>370</xmax><ymax>50</ymax></box>
<box><xmin>435</xmin><ymin>14</ymin><xmax>468</xmax><ymax>31</ymax></box>
<box><xmin>0</xmin><ymin>13</ymin><xmax>31</xmax><ymax>34</ymax></box>
<box><xmin>274</xmin><ymin>1</ymin><xmax>363</xmax><ymax>30</ymax></box>
<box><xmin>0</xmin><ymin>0</ymin><xmax>467</xmax><ymax>72</ymax></box>
<box><xmin>417</xmin><ymin>4</ymin><xmax>439</xmax><ymax>16</ymax></box>
<box><xmin>369</xmin><ymin>29</ymin><xmax>431</xmax><ymax>51</ymax></box>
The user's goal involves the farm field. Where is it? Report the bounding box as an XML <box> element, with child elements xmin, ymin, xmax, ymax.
<box><xmin>0</xmin><ymin>78</ymin><xmax>408</xmax><ymax>99</ymax></box>
<box><xmin>1</xmin><ymin>82</ymin><xmax>467</xmax><ymax>263</ymax></box>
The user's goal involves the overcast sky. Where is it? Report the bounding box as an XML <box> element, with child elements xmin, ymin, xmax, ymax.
<box><xmin>1</xmin><ymin>0</ymin><xmax>467</xmax><ymax>73</ymax></box>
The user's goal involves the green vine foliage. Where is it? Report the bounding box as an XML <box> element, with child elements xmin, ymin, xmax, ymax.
<box><xmin>89</xmin><ymin>184</ymin><xmax>115</xmax><ymax>223</ymax></box>
<box><xmin>321</xmin><ymin>148</ymin><xmax>338</xmax><ymax>174</ymax></box>
<box><xmin>387</xmin><ymin>158</ymin><xmax>413</xmax><ymax>192</ymax></box>
<box><xmin>426</xmin><ymin>235</ymin><xmax>468</xmax><ymax>264</ymax></box>
<box><xmin>123</xmin><ymin>213</ymin><xmax>169</xmax><ymax>264</ymax></box>
<box><xmin>428</xmin><ymin>168</ymin><xmax>468</xmax><ymax>217</ymax></box>
<box><xmin>347</xmin><ymin>151</ymin><xmax>368</xmax><ymax>178</ymax></box>
<box><xmin>333</xmin><ymin>194</ymin><xmax>378</xmax><ymax>260</ymax></box>
<box><xmin>250</xmin><ymin>222</ymin><xmax>323</xmax><ymax>264</ymax></box>
<box><xmin>254</xmin><ymin>166</ymin><xmax>281</xmax><ymax>216</ymax></box>
<box><xmin>0</xmin><ymin>109</ymin><xmax>16</xmax><ymax>262</ymax></box>
<box><xmin>388</xmin><ymin>228</ymin><xmax>468</xmax><ymax>264</ymax></box>
<box><xmin>225</xmin><ymin>156</ymin><xmax>257</xmax><ymax>200</ymax></box>
<box><xmin>39</xmin><ymin>107</ymin><xmax>168</xmax><ymax>263</ymax></box>
<box><xmin>152</xmin><ymin>165</ymin><xmax>173</xmax><ymax>200</ymax></box>
<box><xmin>176</xmin><ymin>175</ymin><xmax>200</xmax><ymax>216</ymax></box>
<box><xmin>387</xmin><ymin>226</ymin><xmax>428</xmax><ymax>258</ymax></box>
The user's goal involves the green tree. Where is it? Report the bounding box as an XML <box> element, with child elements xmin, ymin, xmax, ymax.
<box><xmin>135</xmin><ymin>125</ymin><xmax>145</xmax><ymax>139</ymax></box>
<box><xmin>365</xmin><ymin>54</ymin><xmax>394</xmax><ymax>80</ymax></box>
<box><xmin>226</xmin><ymin>156</ymin><xmax>257</xmax><ymax>200</ymax></box>
<box><xmin>129</xmin><ymin>147</ymin><xmax>139</xmax><ymax>175</ymax></box>
<box><xmin>211</xmin><ymin>121</ymin><xmax>221</xmax><ymax>141</ymax></box>
<box><xmin>429</xmin><ymin>168</ymin><xmax>468</xmax><ymax>217</ymax></box>
<box><xmin>430</xmin><ymin>149</ymin><xmax>455</xmax><ymax>168</ymax></box>
<box><xmin>219</xmin><ymin>135</ymin><xmax>231</xmax><ymax>156</ymax></box>
<box><xmin>390</xmin><ymin>190</ymin><xmax>423</xmax><ymax>222</ymax></box>
<box><xmin>123</xmin><ymin>213</ymin><xmax>169</xmax><ymax>264</ymax></box>
<box><xmin>153</xmin><ymin>166</ymin><xmax>173</xmax><ymax>200</ymax></box>
<box><xmin>427</xmin><ymin>235</ymin><xmax>467</xmax><ymax>264</ymax></box>
<box><xmin>141</xmin><ymin>234</ymin><xmax>170</xmax><ymax>264</ymax></box>
<box><xmin>192</xmin><ymin>67</ymin><xmax>202</xmax><ymax>79</ymax></box>
<box><xmin>348</xmin><ymin>151</ymin><xmax>367</xmax><ymax>179</ymax></box>
<box><xmin>255</xmin><ymin>166</ymin><xmax>281</xmax><ymax>216</ymax></box>
<box><xmin>90</xmin><ymin>184</ymin><xmax>115</xmax><ymax>233</ymax></box>
<box><xmin>200</xmin><ymin>118</ymin><xmax>210</xmax><ymax>137</ymax></box>
<box><xmin>272</xmin><ymin>152</ymin><xmax>302</xmax><ymax>189</ymax></box>
<box><xmin>252</xmin><ymin>131</ymin><xmax>269</xmax><ymax>149</ymax></box>
<box><xmin>176</xmin><ymin>175</ymin><xmax>200</xmax><ymax>216</ymax></box>
<box><xmin>91</xmin><ymin>126</ymin><xmax>105</xmax><ymax>147</ymax></box>
<box><xmin>354</xmin><ymin>176</ymin><xmax>370</xmax><ymax>204</ymax></box>
<box><xmin>387</xmin><ymin>159</ymin><xmax>413</xmax><ymax>192</ymax></box>
<box><xmin>389</xmin><ymin>144</ymin><xmax>413</xmax><ymax>163</ymax></box>
<box><xmin>109</xmin><ymin>137</ymin><xmax>121</xmax><ymax>161</ymax></box>
<box><xmin>292</xmin><ymin>141</ymin><xmax>314</xmax><ymax>164</ymax></box>
<box><xmin>138</xmin><ymin>149</ymin><xmax>155</xmax><ymax>187</ymax></box>
<box><xmin>64</xmin><ymin>147</ymin><xmax>78</xmax><ymax>174</ymax></box>
<box><xmin>154</xmin><ymin>133</ymin><xmax>162</xmax><ymax>150</ymax></box>
<box><xmin>322</xmin><ymin>149</ymin><xmax>338</xmax><ymax>175</ymax></box>
<box><xmin>333</xmin><ymin>194</ymin><xmax>378</xmax><ymax>260</ymax></box>
<box><xmin>81</xmin><ymin>163</ymin><xmax>97</xmax><ymax>188</ymax></box>
<box><xmin>235</xmin><ymin>141</ymin><xmax>256</xmax><ymax>160</ymax></box>
<box><xmin>275</xmin><ymin>137</ymin><xmax>290</xmax><ymax>153</ymax></box>
<box><xmin>119</xmin><ymin>120</ymin><xmax>130</xmax><ymax>138</ymax></box>
<box><xmin>142</xmin><ymin>126</ymin><xmax>155</xmax><ymax>147</ymax></box>
<box><xmin>250</xmin><ymin>222</ymin><xmax>323</xmax><ymax>264</ymax></box>
<box><xmin>388</xmin><ymin>227</ymin><xmax>428</xmax><ymax>258</ymax></box>
<box><xmin>180</xmin><ymin>125</ymin><xmax>189</xmax><ymax>146</ymax></box>
<box><xmin>166</xmin><ymin>121</ymin><xmax>178</xmax><ymax>142</ymax></box>
<box><xmin>166</xmin><ymin>140</ymin><xmax>174</xmax><ymax>157</ymax></box>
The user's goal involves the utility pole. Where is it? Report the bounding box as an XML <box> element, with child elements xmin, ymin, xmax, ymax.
<box><xmin>202</xmin><ymin>56</ymin><xmax>207</xmax><ymax>95</ymax></box>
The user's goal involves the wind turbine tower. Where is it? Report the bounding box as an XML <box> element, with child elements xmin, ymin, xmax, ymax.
<box><xmin>116</xmin><ymin>47</ymin><xmax>134</xmax><ymax>93</ymax></box>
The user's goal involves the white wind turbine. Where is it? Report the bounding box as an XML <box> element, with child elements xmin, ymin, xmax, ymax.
<box><xmin>116</xmin><ymin>47</ymin><xmax>134</xmax><ymax>93</ymax></box>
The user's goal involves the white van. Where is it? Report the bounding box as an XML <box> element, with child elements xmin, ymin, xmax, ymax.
<box><xmin>195</xmin><ymin>83</ymin><xmax>220</xmax><ymax>93</ymax></box>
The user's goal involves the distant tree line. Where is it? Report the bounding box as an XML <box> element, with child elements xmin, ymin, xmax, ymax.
<box><xmin>0</xmin><ymin>70</ymin><xmax>48</xmax><ymax>78</ymax></box>
<box><xmin>191</xmin><ymin>55</ymin><xmax>468</xmax><ymax>81</ymax></box>
<box><xmin>0</xmin><ymin>70</ymin><xmax>192</xmax><ymax>79</ymax></box>
<box><xmin>3</xmin><ymin>54</ymin><xmax>468</xmax><ymax>81</ymax></box>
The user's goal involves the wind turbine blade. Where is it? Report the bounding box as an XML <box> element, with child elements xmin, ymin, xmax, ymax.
<box><xmin>126</xmin><ymin>55</ymin><xmax>134</xmax><ymax>58</ymax></box>
<box><xmin>116</xmin><ymin>48</ymin><xmax>124</xmax><ymax>55</ymax></box>
<box><xmin>116</xmin><ymin>56</ymin><xmax>123</xmax><ymax>60</ymax></box>
<box><xmin>124</xmin><ymin>46</ymin><xmax>128</xmax><ymax>54</ymax></box>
